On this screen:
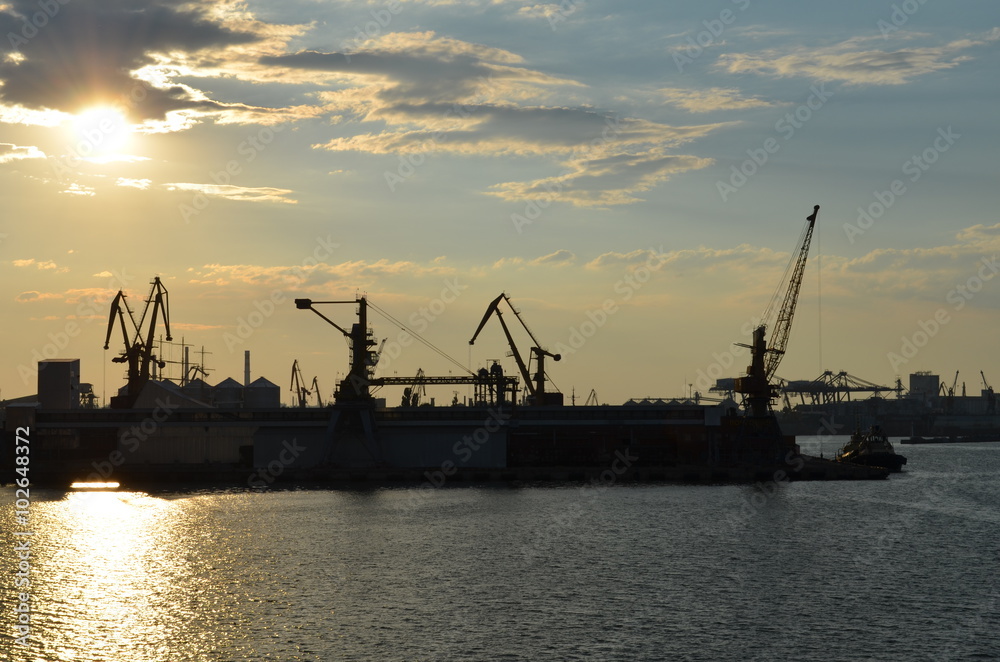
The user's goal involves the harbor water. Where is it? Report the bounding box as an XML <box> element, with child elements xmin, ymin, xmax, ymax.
<box><xmin>2</xmin><ymin>437</ymin><xmax>998</xmax><ymax>661</ymax></box>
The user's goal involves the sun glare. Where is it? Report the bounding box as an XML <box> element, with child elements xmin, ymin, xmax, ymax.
<box><xmin>68</xmin><ymin>106</ymin><xmax>133</xmax><ymax>160</ymax></box>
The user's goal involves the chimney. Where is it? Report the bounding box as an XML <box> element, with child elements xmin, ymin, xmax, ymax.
<box><xmin>244</xmin><ymin>350</ymin><xmax>251</xmax><ymax>387</ymax></box>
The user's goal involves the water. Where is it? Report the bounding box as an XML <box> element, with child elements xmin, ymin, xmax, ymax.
<box><xmin>2</xmin><ymin>438</ymin><xmax>998</xmax><ymax>661</ymax></box>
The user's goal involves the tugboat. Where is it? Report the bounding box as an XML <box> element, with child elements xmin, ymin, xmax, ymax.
<box><xmin>835</xmin><ymin>425</ymin><xmax>907</xmax><ymax>472</ymax></box>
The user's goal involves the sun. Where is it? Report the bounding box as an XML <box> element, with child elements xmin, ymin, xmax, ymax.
<box><xmin>68</xmin><ymin>106</ymin><xmax>133</xmax><ymax>161</ymax></box>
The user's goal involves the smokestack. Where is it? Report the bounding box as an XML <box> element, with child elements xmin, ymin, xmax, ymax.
<box><xmin>183</xmin><ymin>346</ymin><xmax>190</xmax><ymax>386</ymax></box>
<box><xmin>244</xmin><ymin>350</ymin><xmax>251</xmax><ymax>387</ymax></box>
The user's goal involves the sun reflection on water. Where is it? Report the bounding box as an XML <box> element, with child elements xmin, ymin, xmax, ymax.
<box><xmin>13</xmin><ymin>491</ymin><xmax>203</xmax><ymax>661</ymax></box>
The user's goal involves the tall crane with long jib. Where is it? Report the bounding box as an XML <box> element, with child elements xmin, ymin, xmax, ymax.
<box><xmin>735</xmin><ymin>205</ymin><xmax>819</xmax><ymax>418</ymax></box>
<box><xmin>104</xmin><ymin>276</ymin><xmax>172</xmax><ymax>408</ymax></box>
<box><xmin>469</xmin><ymin>293</ymin><xmax>562</xmax><ymax>406</ymax></box>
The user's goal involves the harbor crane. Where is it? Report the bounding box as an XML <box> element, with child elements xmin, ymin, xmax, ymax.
<box><xmin>735</xmin><ymin>206</ymin><xmax>819</xmax><ymax>418</ymax></box>
<box><xmin>103</xmin><ymin>276</ymin><xmax>172</xmax><ymax>408</ymax></box>
<box><xmin>469</xmin><ymin>293</ymin><xmax>562</xmax><ymax>406</ymax></box>
<box><xmin>290</xmin><ymin>359</ymin><xmax>310</xmax><ymax>408</ymax></box>
<box><xmin>295</xmin><ymin>297</ymin><xmax>378</xmax><ymax>402</ymax></box>
<box><xmin>982</xmin><ymin>371</ymin><xmax>996</xmax><ymax>414</ymax></box>
<box><xmin>401</xmin><ymin>368</ymin><xmax>427</xmax><ymax>407</ymax></box>
<box><xmin>311</xmin><ymin>377</ymin><xmax>324</xmax><ymax>407</ymax></box>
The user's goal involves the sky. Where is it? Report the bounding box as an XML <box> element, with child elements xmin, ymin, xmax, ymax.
<box><xmin>1</xmin><ymin>0</ymin><xmax>999</xmax><ymax>407</ymax></box>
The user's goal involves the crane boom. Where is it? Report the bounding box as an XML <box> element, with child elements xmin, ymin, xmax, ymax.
<box><xmin>764</xmin><ymin>206</ymin><xmax>818</xmax><ymax>379</ymax></box>
<box><xmin>469</xmin><ymin>293</ymin><xmax>561</xmax><ymax>404</ymax></box>
<box><xmin>734</xmin><ymin>205</ymin><xmax>818</xmax><ymax>418</ymax></box>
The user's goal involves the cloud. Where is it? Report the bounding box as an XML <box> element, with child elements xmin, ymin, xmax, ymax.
<box><xmin>660</xmin><ymin>87</ymin><xmax>778</xmax><ymax>113</ymax></box>
<box><xmin>491</xmin><ymin>250</ymin><xmax>576</xmax><ymax>269</ymax></box>
<box><xmin>15</xmin><ymin>290</ymin><xmax>61</xmax><ymax>302</ymax></box>
<box><xmin>61</xmin><ymin>183</ymin><xmax>95</xmax><ymax>196</ymax></box>
<box><xmin>191</xmin><ymin>258</ymin><xmax>457</xmax><ymax>292</ymax></box>
<box><xmin>266</xmin><ymin>31</ymin><xmax>726</xmax><ymax>206</ymax></box>
<box><xmin>530</xmin><ymin>250</ymin><xmax>576</xmax><ymax>266</ymax></box>
<box><xmin>116</xmin><ymin>177</ymin><xmax>152</xmax><ymax>190</ymax></box>
<box><xmin>0</xmin><ymin>0</ymin><xmax>310</xmax><ymax>127</ymax></box>
<box><xmin>718</xmin><ymin>32</ymin><xmax>999</xmax><ymax>86</ymax></box>
<box><xmin>487</xmin><ymin>151</ymin><xmax>714</xmax><ymax>207</ymax></box>
<box><xmin>12</xmin><ymin>258</ymin><xmax>68</xmax><ymax>272</ymax></box>
<box><xmin>164</xmin><ymin>183</ymin><xmax>296</xmax><ymax>204</ymax></box>
<box><xmin>0</xmin><ymin>142</ymin><xmax>45</xmax><ymax>163</ymax></box>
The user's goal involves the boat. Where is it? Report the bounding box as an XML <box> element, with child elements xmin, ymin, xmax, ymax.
<box><xmin>835</xmin><ymin>425</ymin><xmax>907</xmax><ymax>472</ymax></box>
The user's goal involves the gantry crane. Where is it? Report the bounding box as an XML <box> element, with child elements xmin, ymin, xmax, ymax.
<box><xmin>103</xmin><ymin>276</ymin><xmax>172</xmax><ymax>408</ymax></box>
<box><xmin>469</xmin><ymin>293</ymin><xmax>562</xmax><ymax>406</ymax></box>
<box><xmin>734</xmin><ymin>206</ymin><xmax>818</xmax><ymax>418</ymax></box>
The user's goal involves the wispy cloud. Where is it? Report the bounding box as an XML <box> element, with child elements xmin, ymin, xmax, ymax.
<box><xmin>0</xmin><ymin>142</ymin><xmax>45</xmax><ymax>163</ymax></box>
<box><xmin>719</xmin><ymin>31</ymin><xmax>1000</xmax><ymax>86</ymax></box>
<box><xmin>164</xmin><ymin>183</ymin><xmax>296</xmax><ymax>204</ymax></box>
<box><xmin>264</xmin><ymin>31</ymin><xmax>726</xmax><ymax>206</ymax></box>
<box><xmin>660</xmin><ymin>87</ymin><xmax>778</xmax><ymax>113</ymax></box>
<box><xmin>12</xmin><ymin>258</ymin><xmax>69</xmax><ymax>273</ymax></box>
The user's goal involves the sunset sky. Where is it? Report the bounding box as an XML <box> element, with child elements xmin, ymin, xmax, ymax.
<box><xmin>2</xmin><ymin>0</ymin><xmax>998</xmax><ymax>406</ymax></box>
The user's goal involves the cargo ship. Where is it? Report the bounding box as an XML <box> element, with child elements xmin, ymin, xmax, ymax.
<box><xmin>1</xmin><ymin>206</ymin><xmax>891</xmax><ymax>487</ymax></box>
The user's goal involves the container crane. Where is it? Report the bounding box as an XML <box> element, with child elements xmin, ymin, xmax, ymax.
<box><xmin>103</xmin><ymin>276</ymin><xmax>172</xmax><ymax>408</ymax></box>
<box><xmin>734</xmin><ymin>205</ymin><xmax>818</xmax><ymax>418</ymax></box>
<box><xmin>469</xmin><ymin>293</ymin><xmax>562</xmax><ymax>406</ymax></box>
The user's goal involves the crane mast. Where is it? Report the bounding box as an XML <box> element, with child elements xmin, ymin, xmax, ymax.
<box><xmin>735</xmin><ymin>205</ymin><xmax>818</xmax><ymax>418</ymax></box>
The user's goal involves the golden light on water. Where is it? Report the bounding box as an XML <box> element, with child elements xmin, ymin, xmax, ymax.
<box><xmin>21</xmin><ymin>491</ymin><xmax>205</xmax><ymax>661</ymax></box>
<box><xmin>69</xmin><ymin>481</ymin><xmax>121</xmax><ymax>490</ymax></box>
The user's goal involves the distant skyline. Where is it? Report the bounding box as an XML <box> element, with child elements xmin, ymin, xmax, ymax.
<box><xmin>2</xmin><ymin>0</ymin><xmax>999</xmax><ymax>405</ymax></box>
